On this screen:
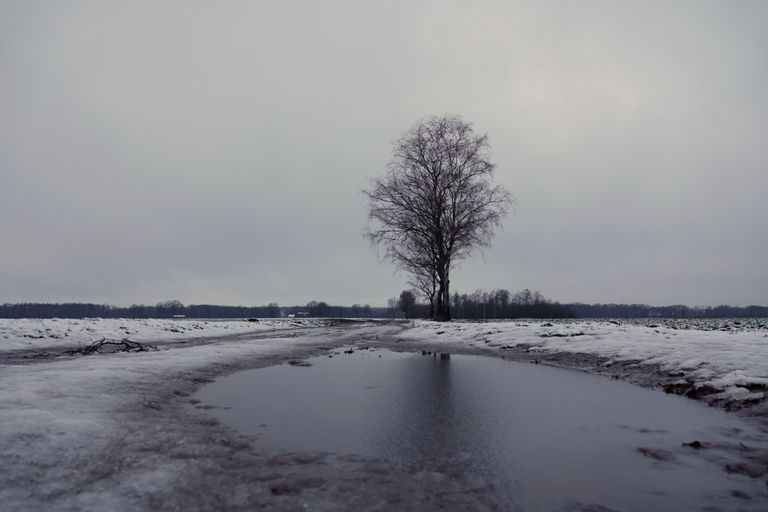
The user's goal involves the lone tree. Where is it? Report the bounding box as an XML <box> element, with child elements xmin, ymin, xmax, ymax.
<box><xmin>365</xmin><ymin>115</ymin><xmax>512</xmax><ymax>321</ymax></box>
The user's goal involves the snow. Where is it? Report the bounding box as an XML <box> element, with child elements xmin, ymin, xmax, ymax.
<box><xmin>0</xmin><ymin>317</ymin><xmax>327</xmax><ymax>353</ymax></box>
<box><xmin>0</xmin><ymin>321</ymin><xmax>392</xmax><ymax>511</ymax></box>
<box><xmin>1</xmin><ymin>318</ymin><xmax>768</xmax><ymax>509</ymax></box>
<box><xmin>400</xmin><ymin>319</ymin><xmax>768</xmax><ymax>403</ymax></box>
<box><xmin>3</xmin><ymin>317</ymin><xmax>767</xmax><ymax>404</ymax></box>
<box><xmin>3</xmin><ymin>317</ymin><xmax>766</xmax><ymax>404</ymax></box>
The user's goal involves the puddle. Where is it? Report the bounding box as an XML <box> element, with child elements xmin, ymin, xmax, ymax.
<box><xmin>195</xmin><ymin>348</ymin><xmax>768</xmax><ymax>511</ymax></box>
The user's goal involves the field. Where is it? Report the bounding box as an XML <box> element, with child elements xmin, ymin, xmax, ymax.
<box><xmin>1</xmin><ymin>318</ymin><xmax>767</xmax><ymax>510</ymax></box>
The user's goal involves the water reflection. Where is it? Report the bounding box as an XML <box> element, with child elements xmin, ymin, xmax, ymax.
<box><xmin>376</xmin><ymin>354</ymin><xmax>520</xmax><ymax>505</ymax></box>
<box><xmin>195</xmin><ymin>349</ymin><xmax>768</xmax><ymax>511</ymax></box>
<box><xmin>380</xmin><ymin>357</ymin><xmax>458</xmax><ymax>464</ymax></box>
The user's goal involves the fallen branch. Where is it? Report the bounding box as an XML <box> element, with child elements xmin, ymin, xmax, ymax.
<box><xmin>67</xmin><ymin>338</ymin><xmax>158</xmax><ymax>355</ymax></box>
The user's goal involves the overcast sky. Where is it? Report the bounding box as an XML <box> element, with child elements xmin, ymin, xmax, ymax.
<box><xmin>1</xmin><ymin>1</ymin><xmax>766</xmax><ymax>307</ymax></box>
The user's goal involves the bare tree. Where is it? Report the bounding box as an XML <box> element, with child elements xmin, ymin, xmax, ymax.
<box><xmin>365</xmin><ymin>115</ymin><xmax>512</xmax><ymax>321</ymax></box>
<box><xmin>513</xmin><ymin>289</ymin><xmax>533</xmax><ymax>305</ymax></box>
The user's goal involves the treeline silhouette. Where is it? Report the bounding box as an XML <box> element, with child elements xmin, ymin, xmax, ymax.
<box><xmin>446</xmin><ymin>289</ymin><xmax>573</xmax><ymax>319</ymax></box>
<box><xmin>1</xmin><ymin>297</ymin><xmax>765</xmax><ymax>319</ymax></box>
<box><xmin>567</xmin><ymin>303</ymin><xmax>768</xmax><ymax>318</ymax></box>
<box><xmin>0</xmin><ymin>300</ymin><xmax>389</xmax><ymax>319</ymax></box>
<box><xmin>441</xmin><ymin>289</ymin><xmax>766</xmax><ymax>319</ymax></box>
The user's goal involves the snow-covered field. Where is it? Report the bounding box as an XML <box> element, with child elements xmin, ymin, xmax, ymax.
<box><xmin>401</xmin><ymin>319</ymin><xmax>768</xmax><ymax>407</ymax></box>
<box><xmin>3</xmin><ymin>316</ymin><xmax>767</xmax><ymax>407</ymax></box>
<box><xmin>3</xmin><ymin>317</ymin><xmax>767</xmax><ymax>408</ymax></box>
<box><xmin>0</xmin><ymin>317</ymin><xmax>327</xmax><ymax>353</ymax></box>
<box><xmin>0</xmin><ymin>320</ymin><xmax>395</xmax><ymax>511</ymax></box>
<box><xmin>1</xmin><ymin>317</ymin><xmax>768</xmax><ymax>510</ymax></box>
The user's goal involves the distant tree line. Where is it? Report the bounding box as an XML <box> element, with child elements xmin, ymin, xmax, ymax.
<box><xmin>567</xmin><ymin>303</ymin><xmax>768</xmax><ymax>319</ymax></box>
<box><xmin>394</xmin><ymin>288</ymin><xmax>768</xmax><ymax>320</ymax></box>
<box><xmin>1</xmin><ymin>298</ymin><xmax>766</xmax><ymax>320</ymax></box>
<box><xmin>451</xmin><ymin>289</ymin><xmax>574</xmax><ymax>319</ymax></box>
<box><xmin>0</xmin><ymin>300</ymin><xmax>388</xmax><ymax>319</ymax></box>
<box><xmin>393</xmin><ymin>288</ymin><xmax>574</xmax><ymax>319</ymax></box>
<box><xmin>284</xmin><ymin>301</ymin><xmax>388</xmax><ymax>318</ymax></box>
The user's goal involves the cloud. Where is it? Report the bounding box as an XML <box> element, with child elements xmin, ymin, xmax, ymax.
<box><xmin>1</xmin><ymin>0</ymin><xmax>766</xmax><ymax>306</ymax></box>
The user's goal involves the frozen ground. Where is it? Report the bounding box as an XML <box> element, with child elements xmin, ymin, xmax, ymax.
<box><xmin>0</xmin><ymin>317</ymin><xmax>328</xmax><ymax>353</ymax></box>
<box><xmin>0</xmin><ymin>320</ymin><xmax>414</xmax><ymax>511</ymax></box>
<box><xmin>1</xmin><ymin>318</ymin><xmax>767</xmax><ymax>510</ymax></box>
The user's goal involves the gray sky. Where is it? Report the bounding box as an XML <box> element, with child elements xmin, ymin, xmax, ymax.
<box><xmin>1</xmin><ymin>1</ymin><xmax>766</xmax><ymax>307</ymax></box>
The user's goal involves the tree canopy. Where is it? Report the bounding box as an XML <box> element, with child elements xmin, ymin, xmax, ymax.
<box><xmin>365</xmin><ymin>115</ymin><xmax>512</xmax><ymax>320</ymax></box>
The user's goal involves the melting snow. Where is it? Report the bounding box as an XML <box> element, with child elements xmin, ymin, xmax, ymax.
<box><xmin>0</xmin><ymin>318</ymin><xmax>326</xmax><ymax>353</ymax></box>
<box><xmin>401</xmin><ymin>319</ymin><xmax>768</xmax><ymax>403</ymax></box>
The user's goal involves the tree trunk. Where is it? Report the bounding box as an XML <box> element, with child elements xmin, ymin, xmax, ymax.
<box><xmin>433</xmin><ymin>268</ymin><xmax>451</xmax><ymax>321</ymax></box>
<box><xmin>434</xmin><ymin>281</ymin><xmax>445</xmax><ymax>321</ymax></box>
<box><xmin>445</xmin><ymin>273</ymin><xmax>451</xmax><ymax>321</ymax></box>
